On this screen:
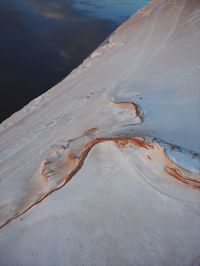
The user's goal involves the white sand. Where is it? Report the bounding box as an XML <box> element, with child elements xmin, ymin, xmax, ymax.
<box><xmin>0</xmin><ymin>0</ymin><xmax>200</xmax><ymax>265</ymax></box>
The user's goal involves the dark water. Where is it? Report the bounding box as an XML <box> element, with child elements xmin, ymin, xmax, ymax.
<box><xmin>0</xmin><ymin>0</ymin><xmax>148</xmax><ymax>122</ymax></box>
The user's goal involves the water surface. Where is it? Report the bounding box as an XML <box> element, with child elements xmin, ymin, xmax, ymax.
<box><xmin>0</xmin><ymin>0</ymin><xmax>148</xmax><ymax>122</ymax></box>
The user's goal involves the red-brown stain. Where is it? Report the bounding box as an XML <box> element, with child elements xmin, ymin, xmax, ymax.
<box><xmin>130</xmin><ymin>138</ymin><xmax>154</xmax><ymax>149</ymax></box>
<box><xmin>165</xmin><ymin>166</ymin><xmax>200</xmax><ymax>189</ymax></box>
<box><xmin>114</xmin><ymin>138</ymin><xmax>129</xmax><ymax>148</ymax></box>
<box><xmin>113</xmin><ymin>101</ymin><xmax>144</xmax><ymax>122</ymax></box>
<box><xmin>1</xmin><ymin>135</ymin><xmax>199</xmax><ymax>230</ymax></box>
<box><xmin>68</xmin><ymin>153</ymin><xmax>78</xmax><ymax>161</ymax></box>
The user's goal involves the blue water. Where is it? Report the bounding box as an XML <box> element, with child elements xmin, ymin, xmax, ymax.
<box><xmin>74</xmin><ymin>0</ymin><xmax>148</xmax><ymax>22</ymax></box>
<box><xmin>0</xmin><ymin>0</ymin><xmax>149</xmax><ymax>122</ymax></box>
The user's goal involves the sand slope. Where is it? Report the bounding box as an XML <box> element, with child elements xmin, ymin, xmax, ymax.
<box><xmin>0</xmin><ymin>0</ymin><xmax>200</xmax><ymax>265</ymax></box>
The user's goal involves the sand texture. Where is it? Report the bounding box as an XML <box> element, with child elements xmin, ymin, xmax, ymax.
<box><xmin>0</xmin><ymin>0</ymin><xmax>200</xmax><ymax>265</ymax></box>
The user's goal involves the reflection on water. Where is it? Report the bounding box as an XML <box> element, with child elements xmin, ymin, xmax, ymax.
<box><xmin>0</xmin><ymin>0</ymin><xmax>148</xmax><ymax>122</ymax></box>
<box><xmin>73</xmin><ymin>0</ymin><xmax>148</xmax><ymax>22</ymax></box>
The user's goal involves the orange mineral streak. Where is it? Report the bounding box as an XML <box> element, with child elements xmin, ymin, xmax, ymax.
<box><xmin>114</xmin><ymin>138</ymin><xmax>129</xmax><ymax>148</ymax></box>
<box><xmin>0</xmin><ymin>136</ymin><xmax>199</xmax><ymax>230</ymax></box>
<box><xmin>68</xmin><ymin>153</ymin><xmax>78</xmax><ymax>161</ymax></box>
<box><xmin>113</xmin><ymin>137</ymin><xmax>153</xmax><ymax>149</ymax></box>
<box><xmin>113</xmin><ymin>101</ymin><xmax>144</xmax><ymax>122</ymax></box>
<box><xmin>165</xmin><ymin>166</ymin><xmax>200</xmax><ymax>189</ymax></box>
<box><xmin>162</xmin><ymin>147</ymin><xmax>200</xmax><ymax>189</ymax></box>
<box><xmin>129</xmin><ymin>138</ymin><xmax>154</xmax><ymax>149</ymax></box>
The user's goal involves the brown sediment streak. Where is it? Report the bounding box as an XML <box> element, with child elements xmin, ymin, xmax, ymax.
<box><xmin>113</xmin><ymin>101</ymin><xmax>144</xmax><ymax>122</ymax></box>
<box><xmin>0</xmin><ymin>136</ymin><xmax>153</xmax><ymax>230</ymax></box>
<box><xmin>113</xmin><ymin>137</ymin><xmax>153</xmax><ymax>149</ymax></box>
<box><xmin>68</xmin><ymin>154</ymin><xmax>78</xmax><ymax>161</ymax></box>
<box><xmin>41</xmin><ymin>136</ymin><xmax>200</xmax><ymax>192</ymax></box>
<box><xmin>165</xmin><ymin>166</ymin><xmax>200</xmax><ymax>189</ymax></box>
<box><xmin>0</xmin><ymin>135</ymin><xmax>199</xmax><ymax>230</ymax></box>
